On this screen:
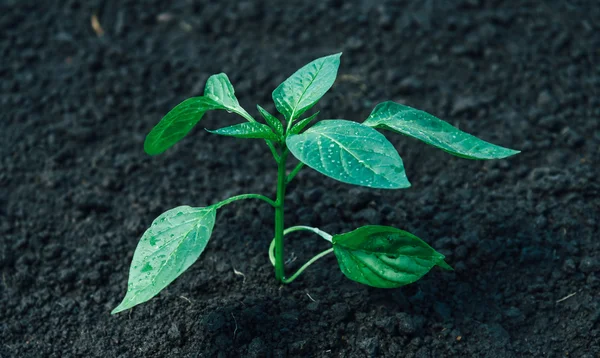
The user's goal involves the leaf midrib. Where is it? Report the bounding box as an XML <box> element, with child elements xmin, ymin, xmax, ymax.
<box><xmin>344</xmin><ymin>247</ymin><xmax>425</xmax><ymax>284</ymax></box>
<box><xmin>288</xmin><ymin>59</ymin><xmax>327</xmax><ymax>120</ymax></box>
<box><xmin>370</xmin><ymin>106</ymin><xmax>513</xmax><ymax>158</ymax></box>
<box><xmin>320</xmin><ymin>133</ymin><xmax>392</xmax><ymax>183</ymax></box>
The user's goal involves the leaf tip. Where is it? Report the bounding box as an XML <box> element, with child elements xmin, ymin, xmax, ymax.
<box><xmin>329</xmin><ymin>52</ymin><xmax>343</xmax><ymax>63</ymax></box>
<box><xmin>111</xmin><ymin>302</ymin><xmax>127</xmax><ymax>315</ymax></box>
<box><xmin>437</xmin><ymin>259</ymin><xmax>454</xmax><ymax>271</ymax></box>
<box><xmin>504</xmin><ymin>148</ymin><xmax>521</xmax><ymax>157</ymax></box>
<box><xmin>483</xmin><ymin>147</ymin><xmax>521</xmax><ymax>160</ymax></box>
<box><xmin>387</xmin><ymin>179</ymin><xmax>411</xmax><ymax>190</ymax></box>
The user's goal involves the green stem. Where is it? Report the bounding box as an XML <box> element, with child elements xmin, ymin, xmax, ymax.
<box><xmin>266</xmin><ymin>140</ymin><xmax>280</xmax><ymax>162</ymax></box>
<box><xmin>236</xmin><ymin>110</ymin><xmax>280</xmax><ymax>161</ymax></box>
<box><xmin>286</xmin><ymin>163</ymin><xmax>305</xmax><ymax>184</ymax></box>
<box><xmin>237</xmin><ymin>110</ymin><xmax>256</xmax><ymax>123</ymax></box>
<box><xmin>274</xmin><ymin>150</ymin><xmax>289</xmax><ymax>282</ymax></box>
<box><xmin>268</xmin><ymin>225</ymin><xmax>333</xmax><ymax>266</ymax></box>
<box><xmin>283</xmin><ymin>225</ymin><xmax>332</xmax><ymax>242</ymax></box>
<box><xmin>282</xmin><ymin>248</ymin><xmax>334</xmax><ymax>284</ymax></box>
<box><xmin>268</xmin><ymin>225</ymin><xmax>335</xmax><ymax>284</ymax></box>
<box><xmin>212</xmin><ymin>193</ymin><xmax>276</xmax><ymax>210</ymax></box>
<box><xmin>268</xmin><ymin>237</ymin><xmax>276</xmax><ymax>267</ymax></box>
<box><xmin>285</xmin><ymin>113</ymin><xmax>295</xmax><ymax>134</ymax></box>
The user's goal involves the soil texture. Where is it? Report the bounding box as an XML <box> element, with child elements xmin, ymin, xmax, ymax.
<box><xmin>2</xmin><ymin>0</ymin><xmax>600</xmax><ymax>357</ymax></box>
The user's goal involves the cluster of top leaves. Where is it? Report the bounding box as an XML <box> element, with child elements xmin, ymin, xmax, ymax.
<box><xmin>145</xmin><ymin>53</ymin><xmax>518</xmax><ymax>185</ymax></box>
<box><xmin>112</xmin><ymin>53</ymin><xmax>519</xmax><ymax>314</ymax></box>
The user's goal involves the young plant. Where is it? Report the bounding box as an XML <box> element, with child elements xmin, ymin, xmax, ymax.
<box><xmin>112</xmin><ymin>53</ymin><xmax>519</xmax><ymax>314</ymax></box>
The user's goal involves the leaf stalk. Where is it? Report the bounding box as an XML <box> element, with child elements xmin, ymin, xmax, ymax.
<box><xmin>286</xmin><ymin>163</ymin><xmax>305</xmax><ymax>184</ymax></box>
<box><xmin>211</xmin><ymin>193</ymin><xmax>276</xmax><ymax>210</ymax></box>
<box><xmin>282</xmin><ymin>248</ymin><xmax>334</xmax><ymax>284</ymax></box>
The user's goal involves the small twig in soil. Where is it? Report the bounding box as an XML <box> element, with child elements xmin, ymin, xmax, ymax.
<box><xmin>90</xmin><ymin>14</ymin><xmax>104</xmax><ymax>37</ymax></box>
<box><xmin>156</xmin><ymin>13</ymin><xmax>175</xmax><ymax>23</ymax></box>
<box><xmin>556</xmin><ymin>292</ymin><xmax>577</xmax><ymax>303</ymax></box>
<box><xmin>179</xmin><ymin>295</ymin><xmax>192</xmax><ymax>305</ymax></box>
<box><xmin>231</xmin><ymin>313</ymin><xmax>238</xmax><ymax>340</ymax></box>
<box><xmin>233</xmin><ymin>268</ymin><xmax>246</xmax><ymax>284</ymax></box>
<box><xmin>285</xmin><ymin>252</ymin><xmax>297</xmax><ymax>265</ymax></box>
<box><xmin>179</xmin><ymin>21</ymin><xmax>192</xmax><ymax>32</ymax></box>
<box><xmin>306</xmin><ymin>292</ymin><xmax>316</xmax><ymax>302</ymax></box>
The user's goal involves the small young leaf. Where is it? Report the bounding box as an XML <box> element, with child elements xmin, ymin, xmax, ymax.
<box><xmin>207</xmin><ymin>122</ymin><xmax>278</xmax><ymax>140</ymax></box>
<box><xmin>289</xmin><ymin>111</ymin><xmax>320</xmax><ymax>134</ymax></box>
<box><xmin>112</xmin><ymin>206</ymin><xmax>216</xmax><ymax>314</ymax></box>
<box><xmin>272</xmin><ymin>53</ymin><xmax>341</xmax><ymax>121</ymax></box>
<box><xmin>332</xmin><ymin>225</ymin><xmax>451</xmax><ymax>288</ymax></box>
<box><xmin>257</xmin><ymin>105</ymin><xmax>284</xmax><ymax>136</ymax></box>
<box><xmin>363</xmin><ymin>101</ymin><xmax>520</xmax><ymax>159</ymax></box>
<box><xmin>204</xmin><ymin>73</ymin><xmax>252</xmax><ymax>120</ymax></box>
<box><xmin>144</xmin><ymin>97</ymin><xmax>224</xmax><ymax>156</ymax></box>
<box><xmin>144</xmin><ymin>74</ymin><xmax>256</xmax><ymax>156</ymax></box>
<box><xmin>286</xmin><ymin>120</ymin><xmax>410</xmax><ymax>189</ymax></box>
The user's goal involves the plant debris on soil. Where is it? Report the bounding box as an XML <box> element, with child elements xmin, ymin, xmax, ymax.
<box><xmin>1</xmin><ymin>0</ymin><xmax>599</xmax><ymax>357</ymax></box>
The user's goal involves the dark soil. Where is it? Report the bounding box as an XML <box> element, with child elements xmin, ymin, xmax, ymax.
<box><xmin>2</xmin><ymin>0</ymin><xmax>600</xmax><ymax>357</ymax></box>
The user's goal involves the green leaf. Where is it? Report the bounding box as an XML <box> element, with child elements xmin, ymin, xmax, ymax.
<box><xmin>204</xmin><ymin>73</ymin><xmax>252</xmax><ymax>120</ymax></box>
<box><xmin>363</xmin><ymin>101</ymin><xmax>520</xmax><ymax>159</ymax></box>
<box><xmin>112</xmin><ymin>206</ymin><xmax>216</xmax><ymax>314</ymax></box>
<box><xmin>272</xmin><ymin>53</ymin><xmax>341</xmax><ymax>121</ymax></box>
<box><xmin>144</xmin><ymin>73</ymin><xmax>256</xmax><ymax>156</ymax></box>
<box><xmin>289</xmin><ymin>111</ymin><xmax>320</xmax><ymax>134</ymax></box>
<box><xmin>257</xmin><ymin>105</ymin><xmax>284</xmax><ymax>136</ymax></box>
<box><xmin>332</xmin><ymin>225</ymin><xmax>451</xmax><ymax>288</ymax></box>
<box><xmin>144</xmin><ymin>97</ymin><xmax>224</xmax><ymax>156</ymax></box>
<box><xmin>286</xmin><ymin>120</ymin><xmax>410</xmax><ymax>189</ymax></box>
<box><xmin>207</xmin><ymin>122</ymin><xmax>278</xmax><ymax>140</ymax></box>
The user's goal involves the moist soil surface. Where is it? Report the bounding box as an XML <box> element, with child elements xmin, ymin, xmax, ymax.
<box><xmin>2</xmin><ymin>0</ymin><xmax>600</xmax><ymax>357</ymax></box>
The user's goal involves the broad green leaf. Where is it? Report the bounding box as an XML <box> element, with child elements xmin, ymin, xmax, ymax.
<box><xmin>272</xmin><ymin>53</ymin><xmax>341</xmax><ymax>121</ymax></box>
<box><xmin>207</xmin><ymin>122</ymin><xmax>278</xmax><ymax>140</ymax></box>
<box><xmin>333</xmin><ymin>225</ymin><xmax>451</xmax><ymax>288</ymax></box>
<box><xmin>257</xmin><ymin>105</ymin><xmax>283</xmax><ymax>136</ymax></box>
<box><xmin>289</xmin><ymin>111</ymin><xmax>320</xmax><ymax>134</ymax></box>
<box><xmin>363</xmin><ymin>101</ymin><xmax>520</xmax><ymax>159</ymax></box>
<box><xmin>144</xmin><ymin>97</ymin><xmax>224</xmax><ymax>156</ymax></box>
<box><xmin>112</xmin><ymin>206</ymin><xmax>216</xmax><ymax>314</ymax></box>
<box><xmin>204</xmin><ymin>73</ymin><xmax>252</xmax><ymax>120</ymax></box>
<box><xmin>286</xmin><ymin>120</ymin><xmax>410</xmax><ymax>189</ymax></box>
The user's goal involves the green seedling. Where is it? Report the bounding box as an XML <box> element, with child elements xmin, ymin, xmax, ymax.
<box><xmin>112</xmin><ymin>53</ymin><xmax>519</xmax><ymax>314</ymax></box>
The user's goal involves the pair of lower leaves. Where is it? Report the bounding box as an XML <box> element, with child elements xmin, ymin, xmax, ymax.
<box><xmin>111</xmin><ymin>204</ymin><xmax>450</xmax><ymax>314</ymax></box>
